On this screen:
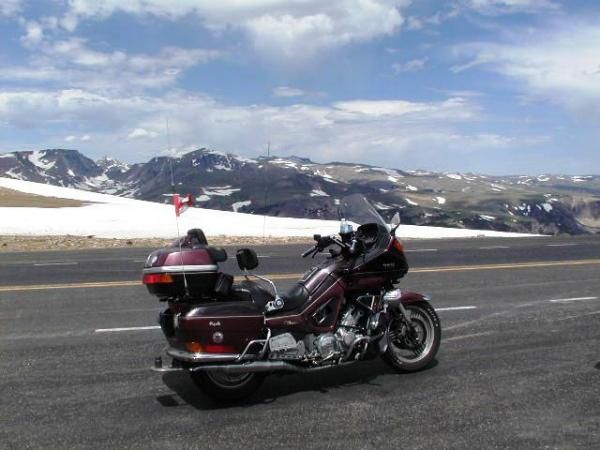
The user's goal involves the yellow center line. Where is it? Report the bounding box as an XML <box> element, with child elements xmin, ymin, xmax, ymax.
<box><xmin>1</xmin><ymin>258</ymin><xmax>599</xmax><ymax>293</ymax></box>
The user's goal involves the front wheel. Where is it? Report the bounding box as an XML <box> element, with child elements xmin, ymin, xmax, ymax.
<box><xmin>382</xmin><ymin>301</ymin><xmax>441</xmax><ymax>373</ymax></box>
<box><xmin>190</xmin><ymin>370</ymin><xmax>265</xmax><ymax>402</ymax></box>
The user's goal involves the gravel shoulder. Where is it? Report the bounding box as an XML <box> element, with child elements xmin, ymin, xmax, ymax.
<box><xmin>0</xmin><ymin>234</ymin><xmax>313</xmax><ymax>252</ymax></box>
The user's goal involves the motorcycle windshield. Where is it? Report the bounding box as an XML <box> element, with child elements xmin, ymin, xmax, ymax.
<box><xmin>338</xmin><ymin>194</ymin><xmax>389</xmax><ymax>228</ymax></box>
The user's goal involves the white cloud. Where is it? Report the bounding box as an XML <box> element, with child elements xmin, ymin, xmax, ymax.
<box><xmin>392</xmin><ymin>57</ymin><xmax>428</xmax><ymax>73</ymax></box>
<box><xmin>452</xmin><ymin>23</ymin><xmax>600</xmax><ymax>117</ymax></box>
<box><xmin>128</xmin><ymin>128</ymin><xmax>158</xmax><ymax>139</ymax></box>
<box><xmin>2</xmin><ymin>37</ymin><xmax>220</xmax><ymax>95</ymax></box>
<box><xmin>21</xmin><ymin>21</ymin><xmax>44</xmax><ymax>46</ymax></box>
<box><xmin>273</xmin><ymin>86</ymin><xmax>305</xmax><ymax>98</ymax></box>
<box><xmin>0</xmin><ymin>0</ymin><xmax>22</xmax><ymax>17</ymax></box>
<box><xmin>81</xmin><ymin>134</ymin><xmax>91</xmax><ymax>141</ymax></box>
<box><xmin>0</xmin><ymin>86</ymin><xmax>520</xmax><ymax>168</ymax></box>
<box><xmin>65</xmin><ymin>135</ymin><xmax>77</xmax><ymax>142</ymax></box>
<box><xmin>460</xmin><ymin>0</ymin><xmax>560</xmax><ymax>15</ymax></box>
<box><xmin>63</xmin><ymin>0</ymin><xmax>410</xmax><ymax>61</ymax></box>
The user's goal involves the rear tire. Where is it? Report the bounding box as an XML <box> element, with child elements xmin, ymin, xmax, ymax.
<box><xmin>190</xmin><ymin>370</ymin><xmax>265</xmax><ymax>402</ymax></box>
<box><xmin>382</xmin><ymin>301</ymin><xmax>441</xmax><ymax>373</ymax></box>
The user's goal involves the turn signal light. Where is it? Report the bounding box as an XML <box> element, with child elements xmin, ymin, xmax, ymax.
<box><xmin>143</xmin><ymin>273</ymin><xmax>174</xmax><ymax>284</ymax></box>
<box><xmin>185</xmin><ymin>341</ymin><xmax>204</xmax><ymax>353</ymax></box>
<box><xmin>392</xmin><ymin>239</ymin><xmax>405</xmax><ymax>252</ymax></box>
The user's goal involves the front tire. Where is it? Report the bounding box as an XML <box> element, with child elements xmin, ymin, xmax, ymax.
<box><xmin>190</xmin><ymin>370</ymin><xmax>265</xmax><ymax>402</ymax></box>
<box><xmin>382</xmin><ymin>300</ymin><xmax>441</xmax><ymax>372</ymax></box>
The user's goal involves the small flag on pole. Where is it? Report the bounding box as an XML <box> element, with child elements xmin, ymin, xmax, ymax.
<box><xmin>174</xmin><ymin>194</ymin><xmax>194</xmax><ymax>217</ymax></box>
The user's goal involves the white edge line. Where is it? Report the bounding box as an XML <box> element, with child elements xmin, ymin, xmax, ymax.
<box><xmin>33</xmin><ymin>262</ymin><xmax>79</xmax><ymax>266</ymax></box>
<box><xmin>547</xmin><ymin>243</ymin><xmax>577</xmax><ymax>247</ymax></box>
<box><xmin>405</xmin><ymin>249</ymin><xmax>438</xmax><ymax>253</ymax></box>
<box><xmin>549</xmin><ymin>296</ymin><xmax>598</xmax><ymax>303</ymax></box>
<box><xmin>95</xmin><ymin>326</ymin><xmax>161</xmax><ymax>333</ymax></box>
<box><xmin>437</xmin><ymin>306</ymin><xmax>478</xmax><ymax>312</ymax></box>
<box><xmin>479</xmin><ymin>246</ymin><xmax>510</xmax><ymax>250</ymax></box>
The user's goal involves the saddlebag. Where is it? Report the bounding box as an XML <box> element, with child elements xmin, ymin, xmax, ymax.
<box><xmin>164</xmin><ymin>302</ymin><xmax>265</xmax><ymax>355</ymax></box>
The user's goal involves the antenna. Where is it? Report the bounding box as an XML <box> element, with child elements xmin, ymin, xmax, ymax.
<box><xmin>262</xmin><ymin>141</ymin><xmax>270</xmax><ymax>243</ymax></box>
<box><xmin>165</xmin><ymin>118</ymin><xmax>189</xmax><ymax>298</ymax></box>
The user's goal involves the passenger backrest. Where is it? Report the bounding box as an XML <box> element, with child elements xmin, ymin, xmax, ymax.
<box><xmin>236</xmin><ymin>248</ymin><xmax>259</xmax><ymax>270</ymax></box>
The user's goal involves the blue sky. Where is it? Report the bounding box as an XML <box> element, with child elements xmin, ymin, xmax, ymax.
<box><xmin>0</xmin><ymin>0</ymin><xmax>599</xmax><ymax>174</ymax></box>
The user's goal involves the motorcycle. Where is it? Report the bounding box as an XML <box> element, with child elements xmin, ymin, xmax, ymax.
<box><xmin>145</xmin><ymin>194</ymin><xmax>441</xmax><ymax>401</ymax></box>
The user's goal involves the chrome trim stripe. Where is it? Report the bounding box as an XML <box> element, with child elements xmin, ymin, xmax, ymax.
<box><xmin>185</xmin><ymin>315</ymin><xmax>264</xmax><ymax>320</ymax></box>
<box><xmin>167</xmin><ymin>347</ymin><xmax>240</xmax><ymax>363</ymax></box>
<box><xmin>144</xmin><ymin>265</ymin><xmax>218</xmax><ymax>274</ymax></box>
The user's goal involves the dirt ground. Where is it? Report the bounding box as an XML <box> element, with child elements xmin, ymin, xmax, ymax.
<box><xmin>0</xmin><ymin>234</ymin><xmax>314</xmax><ymax>252</ymax></box>
<box><xmin>0</xmin><ymin>187</ymin><xmax>86</xmax><ymax>208</ymax></box>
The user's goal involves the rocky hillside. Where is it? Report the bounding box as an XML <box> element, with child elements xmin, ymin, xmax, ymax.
<box><xmin>1</xmin><ymin>148</ymin><xmax>599</xmax><ymax>235</ymax></box>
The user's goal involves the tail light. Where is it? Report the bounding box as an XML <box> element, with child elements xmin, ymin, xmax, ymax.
<box><xmin>185</xmin><ymin>341</ymin><xmax>235</xmax><ymax>354</ymax></box>
<box><xmin>392</xmin><ymin>238</ymin><xmax>404</xmax><ymax>252</ymax></box>
<box><xmin>143</xmin><ymin>273</ymin><xmax>174</xmax><ymax>284</ymax></box>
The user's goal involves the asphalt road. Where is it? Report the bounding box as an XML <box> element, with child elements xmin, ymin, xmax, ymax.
<box><xmin>1</xmin><ymin>235</ymin><xmax>599</xmax><ymax>449</ymax></box>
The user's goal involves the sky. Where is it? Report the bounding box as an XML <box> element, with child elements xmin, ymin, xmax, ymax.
<box><xmin>0</xmin><ymin>0</ymin><xmax>599</xmax><ymax>175</ymax></box>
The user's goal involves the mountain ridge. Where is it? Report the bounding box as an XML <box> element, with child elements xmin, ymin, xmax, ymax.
<box><xmin>1</xmin><ymin>148</ymin><xmax>599</xmax><ymax>235</ymax></box>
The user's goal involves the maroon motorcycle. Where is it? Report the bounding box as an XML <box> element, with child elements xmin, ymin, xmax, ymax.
<box><xmin>145</xmin><ymin>195</ymin><xmax>441</xmax><ymax>401</ymax></box>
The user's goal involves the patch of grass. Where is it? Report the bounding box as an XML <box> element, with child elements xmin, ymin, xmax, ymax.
<box><xmin>0</xmin><ymin>187</ymin><xmax>85</xmax><ymax>208</ymax></box>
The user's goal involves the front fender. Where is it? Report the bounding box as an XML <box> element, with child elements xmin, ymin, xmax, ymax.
<box><xmin>399</xmin><ymin>291</ymin><xmax>430</xmax><ymax>305</ymax></box>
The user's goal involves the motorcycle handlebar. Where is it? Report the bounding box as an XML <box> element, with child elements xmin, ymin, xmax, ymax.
<box><xmin>301</xmin><ymin>247</ymin><xmax>316</xmax><ymax>258</ymax></box>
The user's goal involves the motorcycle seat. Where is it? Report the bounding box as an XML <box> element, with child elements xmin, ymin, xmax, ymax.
<box><xmin>232</xmin><ymin>280</ymin><xmax>310</xmax><ymax>314</ymax></box>
<box><xmin>233</xmin><ymin>280</ymin><xmax>274</xmax><ymax>310</ymax></box>
<box><xmin>279</xmin><ymin>282</ymin><xmax>310</xmax><ymax>312</ymax></box>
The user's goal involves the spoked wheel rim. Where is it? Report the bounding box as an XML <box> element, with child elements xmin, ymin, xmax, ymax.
<box><xmin>205</xmin><ymin>371</ymin><xmax>254</xmax><ymax>390</ymax></box>
<box><xmin>388</xmin><ymin>306</ymin><xmax>436</xmax><ymax>364</ymax></box>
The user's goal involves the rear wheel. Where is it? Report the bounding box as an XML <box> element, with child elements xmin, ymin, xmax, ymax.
<box><xmin>190</xmin><ymin>370</ymin><xmax>265</xmax><ymax>402</ymax></box>
<box><xmin>382</xmin><ymin>301</ymin><xmax>441</xmax><ymax>372</ymax></box>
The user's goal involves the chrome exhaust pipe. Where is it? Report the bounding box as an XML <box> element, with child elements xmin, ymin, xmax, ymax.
<box><xmin>190</xmin><ymin>360</ymin><xmax>357</xmax><ymax>374</ymax></box>
<box><xmin>190</xmin><ymin>361</ymin><xmax>303</xmax><ymax>374</ymax></box>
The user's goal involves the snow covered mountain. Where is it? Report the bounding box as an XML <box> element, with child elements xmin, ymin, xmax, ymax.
<box><xmin>2</xmin><ymin>148</ymin><xmax>599</xmax><ymax>235</ymax></box>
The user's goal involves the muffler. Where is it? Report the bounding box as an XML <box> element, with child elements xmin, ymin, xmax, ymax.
<box><xmin>191</xmin><ymin>361</ymin><xmax>303</xmax><ymax>374</ymax></box>
<box><xmin>190</xmin><ymin>360</ymin><xmax>356</xmax><ymax>374</ymax></box>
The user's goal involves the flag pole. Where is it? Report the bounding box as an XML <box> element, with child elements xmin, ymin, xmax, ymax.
<box><xmin>166</xmin><ymin>118</ymin><xmax>190</xmax><ymax>298</ymax></box>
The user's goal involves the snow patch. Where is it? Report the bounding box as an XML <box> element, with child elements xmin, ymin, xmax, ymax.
<box><xmin>310</xmin><ymin>189</ymin><xmax>329</xmax><ymax>197</ymax></box>
<box><xmin>480</xmin><ymin>215</ymin><xmax>495</xmax><ymax>222</ymax></box>
<box><xmin>405</xmin><ymin>198</ymin><xmax>419</xmax><ymax>206</ymax></box>
<box><xmin>5</xmin><ymin>169</ymin><xmax>24</xmax><ymax>180</ymax></box>
<box><xmin>373</xmin><ymin>167</ymin><xmax>403</xmax><ymax>178</ymax></box>
<box><xmin>232</xmin><ymin>200</ymin><xmax>251</xmax><ymax>212</ymax></box>
<box><xmin>446</xmin><ymin>173</ymin><xmax>462</xmax><ymax>180</ymax></box>
<box><xmin>406</xmin><ymin>185</ymin><xmax>418</xmax><ymax>192</ymax></box>
<box><xmin>435</xmin><ymin>196</ymin><xmax>446</xmax><ymax>205</ymax></box>
<box><xmin>374</xmin><ymin>202</ymin><xmax>393</xmax><ymax>210</ymax></box>
<box><xmin>542</xmin><ymin>203</ymin><xmax>553</xmax><ymax>212</ymax></box>
<box><xmin>203</xmin><ymin>186</ymin><xmax>240</xmax><ymax>196</ymax></box>
<box><xmin>0</xmin><ymin>177</ymin><xmax>539</xmax><ymax>240</ymax></box>
<box><xmin>28</xmin><ymin>151</ymin><xmax>55</xmax><ymax>170</ymax></box>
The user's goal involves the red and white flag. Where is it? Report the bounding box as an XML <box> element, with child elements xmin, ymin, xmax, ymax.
<box><xmin>173</xmin><ymin>194</ymin><xmax>194</xmax><ymax>217</ymax></box>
